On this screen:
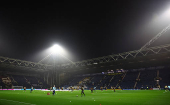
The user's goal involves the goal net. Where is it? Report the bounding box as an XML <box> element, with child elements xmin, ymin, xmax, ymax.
<box><xmin>12</xmin><ymin>86</ymin><xmax>23</xmax><ymax>89</ymax></box>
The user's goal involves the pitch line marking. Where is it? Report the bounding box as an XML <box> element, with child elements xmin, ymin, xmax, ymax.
<box><xmin>0</xmin><ymin>99</ymin><xmax>36</xmax><ymax>105</ymax></box>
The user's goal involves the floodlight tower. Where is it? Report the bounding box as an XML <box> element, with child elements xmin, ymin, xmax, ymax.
<box><xmin>137</xmin><ymin>8</ymin><xmax>170</xmax><ymax>53</ymax></box>
<box><xmin>136</xmin><ymin>8</ymin><xmax>170</xmax><ymax>87</ymax></box>
<box><xmin>39</xmin><ymin>44</ymin><xmax>75</xmax><ymax>87</ymax></box>
<box><xmin>138</xmin><ymin>24</ymin><xmax>170</xmax><ymax>52</ymax></box>
<box><xmin>51</xmin><ymin>44</ymin><xmax>63</xmax><ymax>87</ymax></box>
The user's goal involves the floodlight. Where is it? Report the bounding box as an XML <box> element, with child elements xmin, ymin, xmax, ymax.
<box><xmin>163</xmin><ymin>8</ymin><xmax>170</xmax><ymax>18</ymax></box>
<box><xmin>50</xmin><ymin>44</ymin><xmax>63</xmax><ymax>54</ymax></box>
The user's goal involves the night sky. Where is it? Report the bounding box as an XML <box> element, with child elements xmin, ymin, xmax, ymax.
<box><xmin>0</xmin><ymin>1</ymin><xmax>170</xmax><ymax>63</ymax></box>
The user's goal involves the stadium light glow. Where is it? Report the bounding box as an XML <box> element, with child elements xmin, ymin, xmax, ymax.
<box><xmin>163</xmin><ymin>8</ymin><xmax>170</xmax><ymax>18</ymax></box>
<box><xmin>151</xmin><ymin>7</ymin><xmax>170</xmax><ymax>25</ymax></box>
<box><xmin>50</xmin><ymin>44</ymin><xmax>64</xmax><ymax>54</ymax></box>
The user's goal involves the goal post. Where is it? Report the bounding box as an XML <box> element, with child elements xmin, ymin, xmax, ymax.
<box><xmin>12</xmin><ymin>86</ymin><xmax>23</xmax><ymax>89</ymax></box>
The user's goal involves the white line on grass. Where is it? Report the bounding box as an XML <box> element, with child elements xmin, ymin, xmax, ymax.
<box><xmin>0</xmin><ymin>99</ymin><xmax>36</xmax><ymax>105</ymax></box>
<box><xmin>19</xmin><ymin>102</ymin><xmax>25</xmax><ymax>103</ymax></box>
<box><xmin>6</xmin><ymin>100</ymin><xmax>12</xmax><ymax>101</ymax></box>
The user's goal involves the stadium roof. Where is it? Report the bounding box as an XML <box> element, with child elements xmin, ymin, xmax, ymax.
<box><xmin>0</xmin><ymin>44</ymin><xmax>169</xmax><ymax>73</ymax></box>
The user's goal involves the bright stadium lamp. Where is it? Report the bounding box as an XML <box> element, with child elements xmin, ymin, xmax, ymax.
<box><xmin>162</xmin><ymin>8</ymin><xmax>170</xmax><ymax>18</ymax></box>
<box><xmin>50</xmin><ymin>44</ymin><xmax>63</xmax><ymax>54</ymax></box>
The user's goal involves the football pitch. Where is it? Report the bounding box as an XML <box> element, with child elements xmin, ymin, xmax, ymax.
<box><xmin>0</xmin><ymin>90</ymin><xmax>169</xmax><ymax>105</ymax></box>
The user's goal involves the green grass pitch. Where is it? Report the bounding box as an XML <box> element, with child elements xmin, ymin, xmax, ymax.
<box><xmin>0</xmin><ymin>90</ymin><xmax>169</xmax><ymax>105</ymax></box>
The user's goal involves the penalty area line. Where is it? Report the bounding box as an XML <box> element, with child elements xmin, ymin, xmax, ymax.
<box><xmin>0</xmin><ymin>99</ymin><xmax>36</xmax><ymax>105</ymax></box>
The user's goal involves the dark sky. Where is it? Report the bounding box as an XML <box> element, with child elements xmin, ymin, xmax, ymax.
<box><xmin>0</xmin><ymin>1</ymin><xmax>170</xmax><ymax>62</ymax></box>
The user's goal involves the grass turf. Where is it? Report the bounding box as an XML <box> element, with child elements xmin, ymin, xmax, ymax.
<box><xmin>0</xmin><ymin>90</ymin><xmax>169</xmax><ymax>105</ymax></box>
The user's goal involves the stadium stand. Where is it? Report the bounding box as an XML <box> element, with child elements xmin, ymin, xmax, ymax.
<box><xmin>0</xmin><ymin>76</ymin><xmax>6</xmax><ymax>88</ymax></box>
<box><xmin>109</xmin><ymin>73</ymin><xmax>124</xmax><ymax>88</ymax></box>
<box><xmin>0</xmin><ymin>67</ymin><xmax>169</xmax><ymax>90</ymax></box>
<box><xmin>159</xmin><ymin>69</ymin><xmax>170</xmax><ymax>88</ymax></box>
<box><xmin>90</xmin><ymin>75</ymin><xmax>104</xmax><ymax>89</ymax></box>
<box><xmin>12</xmin><ymin>75</ymin><xmax>31</xmax><ymax>88</ymax></box>
<box><xmin>68</xmin><ymin>76</ymin><xmax>84</xmax><ymax>86</ymax></box>
<box><xmin>120</xmin><ymin>71</ymin><xmax>139</xmax><ymax>89</ymax></box>
<box><xmin>136</xmin><ymin>70</ymin><xmax>157</xmax><ymax>89</ymax></box>
<box><xmin>99</xmin><ymin>75</ymin><xmax>113</xmax><ymax>88</ymax></box>
<box><xmin>61</xmin><ymin>67</ymin><xmax>170</xmax><ymax>90</ymax></box>
<box><xmin>0</xmin><ymin>73</ymin><xmax>49</xmax><ymax>89</ymax></box>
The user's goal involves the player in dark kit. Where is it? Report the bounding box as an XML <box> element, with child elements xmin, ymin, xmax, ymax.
<box><xmin>91</xmin><ymin>87</ymin><xmax>93</xmax><ymax>93</ymax></box>
<box><xmin>100</xmin><ymin>86</ymin><xmax>103</xmax><ymax>91</ymax></box>
<box><xmin>24</xmin><ymin>87</ymin><xmax>26</xmax><ymax>92</ymax></box>
<box><xmin>114</xmin><ymin>87</ymin><xmax>116</xmax><ymax>92</ymax></box>
<box><xmin>81</xmin><ymin>86</ymin><xmax>85</xmax><ymax>97</ymax></box>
